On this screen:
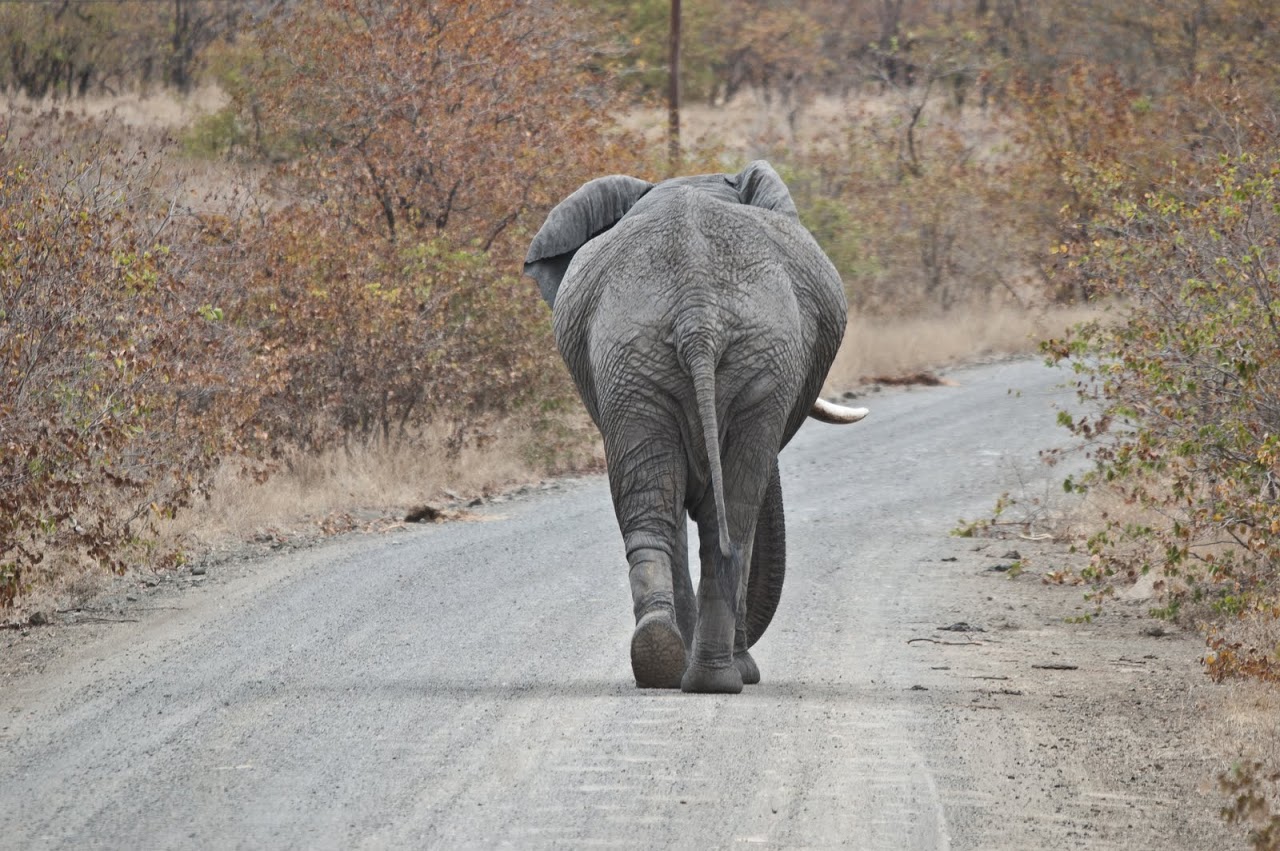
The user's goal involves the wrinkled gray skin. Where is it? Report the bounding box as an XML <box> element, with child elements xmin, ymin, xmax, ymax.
<box><xmin>525</xmin><ymin>161</ymin><xmax>857</xmax><ymax>693</ymax></box>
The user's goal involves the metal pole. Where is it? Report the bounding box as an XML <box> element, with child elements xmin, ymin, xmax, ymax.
<box><xmin>668</xmin><ymin>0</ymin><xmax>681</xmax><ymax>173</ymax></box>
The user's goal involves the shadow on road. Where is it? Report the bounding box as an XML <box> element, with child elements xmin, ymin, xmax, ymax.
<box><xmin>278</xmin><ymin>675</ymin><xmax>873</xmax><ymax>702</ymax></box>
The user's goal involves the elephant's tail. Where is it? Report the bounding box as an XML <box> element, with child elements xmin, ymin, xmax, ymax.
<box><xmin>686</xmin><ymin>345</ymin><xmax>741</xmax><ymax>577</ymax></box>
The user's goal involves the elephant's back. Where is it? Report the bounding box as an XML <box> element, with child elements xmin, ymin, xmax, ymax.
<box><xmin>553</xmin><ymin>182</ymin><xmax>847</xmax><ymax>464</ymax></box>
<box><xmin>575</xmin><ymin>189</ymin><xmax>817</xmax><ymax>311</ymax></box>
<box><xmin>557</xmin><ymin>186</ymin><xmax>845</xmax><ymax>364</ymax></box>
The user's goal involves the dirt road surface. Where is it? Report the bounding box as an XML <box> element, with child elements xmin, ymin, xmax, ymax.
<box><xmin>1</xmin><ymin>359</ymin><xmax>1239</xmax><ymax>849</ymax></box>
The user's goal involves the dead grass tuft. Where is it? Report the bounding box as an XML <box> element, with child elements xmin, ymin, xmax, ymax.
<box><xmin>4</xmin><ymin>553</ymin><xmax>113</xmax><ymax>625</ymax></box>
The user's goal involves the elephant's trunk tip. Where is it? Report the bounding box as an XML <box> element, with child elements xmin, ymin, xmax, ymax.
<box><xmin>810</xmin><ymin>398</ymin><xmax>870</xmax><ymax>424</ymax></box>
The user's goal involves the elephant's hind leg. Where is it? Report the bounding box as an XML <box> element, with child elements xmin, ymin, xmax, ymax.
<box><xmin>604</xmin><ymin>416</ymin><xmax>690</xmax><ymax>689</ymax></box>
<box><xmin>671</xmin><ymin>516</ymin><xmax>696</xmax><ymax>652</ymax></box>
<box><xmin>630</xmin><ymin>604</ymin><xmax>686</xmax><ymax>689</ymax></box>
<box><xmin>630</xmin><ymin>518</ymin><xmax>696</xmax><ymax>689</ymax></box>
<box><xmin>733</xmin><ymin>627</ymin><xmax>761</xmax><ymax>685</ymax></box>
<box><xmin>626</xmin><ymin>549</ymin><xmax>686</xmax><ymax>689</ymax></box>
<box><xmin>681</xmin><ymin>415</ymin><xmax>784</xmax><ymax>694</ymax></box>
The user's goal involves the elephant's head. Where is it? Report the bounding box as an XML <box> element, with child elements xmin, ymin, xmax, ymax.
<box><xmin>524</xmin><ymin>161</ymin><xmax>802</xmax><ymax>309</ymax></box>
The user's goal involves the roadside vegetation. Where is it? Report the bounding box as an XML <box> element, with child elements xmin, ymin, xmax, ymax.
<box><xmin>3</xmin><ymin>1</ymin><xmax>1280</xmax><ymax>840</ymax></box>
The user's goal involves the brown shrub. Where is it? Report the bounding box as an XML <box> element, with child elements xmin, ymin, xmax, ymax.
<box><xmin>244</xmin><ymin>0</ymin><xmax>643</xmax><ymax>251</ymax></box>
<box><xmin>199</xmin><ymin>0</ymin><xmax>646</xmax><ymax>461</ymax></box>
<box><xmin>0</xmin><ymin>112</ymin><xmax>253</xmax><ymax>605</ymax></box>
<box><xmin>227</xmin><ymin>207</ymin><xmax>576</xmax><ymax>456</ymax></box>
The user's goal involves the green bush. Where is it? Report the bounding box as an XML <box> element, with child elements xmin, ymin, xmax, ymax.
<box><xmin>181</xmin><ymin>107</ymin><xmax>249</xmax><ymax>158</ymax></box>
<box><xmin>1047</xmin><ymin>134</ymin><xmax>1280</xmax><ymax>647</ymax></box>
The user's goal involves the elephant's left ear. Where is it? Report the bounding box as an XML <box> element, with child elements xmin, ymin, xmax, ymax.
<box><xmin>524</xmin><ymin>175</ymin><xmax>654</xmax><ymax>308</ymax></box>
<box><xmin>732</xmin><ymin>160</ymin><xmax>800</xmax><ymax>221</ymax></box>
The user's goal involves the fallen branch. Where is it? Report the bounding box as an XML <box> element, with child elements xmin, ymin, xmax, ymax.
<box><xmin>908</xmin><ymin>637</ymin><xmax>985</xmax><ymax>646</ymax></box>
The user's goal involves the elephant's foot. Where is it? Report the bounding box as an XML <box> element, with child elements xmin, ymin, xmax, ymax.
<box><xmin>680</xmin><ymin>661</ymin><xmax>744</xmax><ymax>694</ymax></box>
<box><xmin>734</xmin><ymin>650</ymin><xmax>761</xmax><ymax>685</ymax></box>
<box><xmin>631</xmin><ymin>609</ymin><xmax>686</xmax><ymax>689</ymax></box>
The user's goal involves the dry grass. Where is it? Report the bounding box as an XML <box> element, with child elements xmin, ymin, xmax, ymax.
<box><xmin>9</xmin><ymin>552</ymin><xmax>116</xmax><ymax>620</ymax></box>
<box><xmin>826</xmin><ymin>304</ymin><xmax>1099</xmax><ymax>389</ymax></box>
<box><xmin>1218</xmin><ymin>682</ymin><xmax>1280</xmax><ymax>762</ymax></box>
<box><xmin>1212</xmin><ymin>680</ymin><xmax>1280</xmax><ymax>821</ymax></box>
<box><xmin>2</xmin><ymin>86</ymin><xmax>227</xmax><ymax>129</ymax></box>
<box><xmin>161</xmin><ymin>419</ymin><xmax>605</xmax><ymax>551</ymax></box>
<box><xmin>2</xmin><ymin>89</ymin><xmax>268</xmax><ymax>222</ymax></box>
<box><xmin>621</xmin><ymin>89</ymin><xmax>1005</xmax><ymax>160</ymax></box>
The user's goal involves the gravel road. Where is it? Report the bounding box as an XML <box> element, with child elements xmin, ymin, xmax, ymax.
<box><xmin>1</xmin><ymin>358</ymin><xmax>1239</xmax><ymax>849</ymax></box>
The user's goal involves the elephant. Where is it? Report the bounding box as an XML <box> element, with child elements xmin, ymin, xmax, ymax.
<box><xmin>524</xmin><ymin>160</ymin><xmax>868</xmax><ymax>694</ymax></box>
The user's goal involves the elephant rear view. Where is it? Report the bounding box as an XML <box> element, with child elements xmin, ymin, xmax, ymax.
<box><xmin>525</xmin><ymin>161</ymin><xmax>867</xmax><ymax>694</ymax></box>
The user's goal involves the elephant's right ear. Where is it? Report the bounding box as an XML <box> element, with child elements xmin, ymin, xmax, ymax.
<box><xmin>733</xmin><ymin>160</ymin><xmax>800</xmax><ymax>221</ymax></box>
<box><xmin>524</xmin><ymin>175</ymin><xmax>653</xmax><ymax>308</ymax></box>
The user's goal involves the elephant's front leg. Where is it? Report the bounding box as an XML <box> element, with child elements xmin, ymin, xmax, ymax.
<box><xmin>671</xmin><ymin>517</ymin><xmax>697</xmax><ymax>652</ymax></box>
<box><xmin>733</xmin><ymin>461</ymin><xmax>787</xmax><ymax>686</ymax></box>
<box><xmin>733</xmin><ymin>618</ymin><xmax>761</xmax><ymax>686</ymax></box>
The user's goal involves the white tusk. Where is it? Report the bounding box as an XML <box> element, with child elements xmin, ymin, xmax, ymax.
<box><xmin>809</xmin><ymin>398</ymin><xmax>869</xmax><ymax>424</ymax></box>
